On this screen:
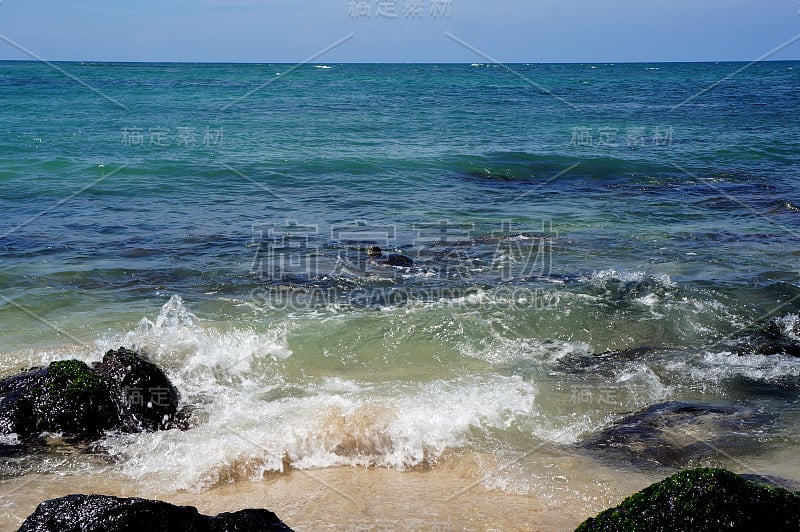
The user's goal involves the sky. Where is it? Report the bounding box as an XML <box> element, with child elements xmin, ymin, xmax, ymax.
<box><xmin>1</xmin><ymin>1</ymin><xmax>799</xmax><ymax>63</ymax></box>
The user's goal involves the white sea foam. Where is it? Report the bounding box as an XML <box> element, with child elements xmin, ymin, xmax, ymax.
<box><xmin>615</xmin><ymin>365</ymin><xmax>671</xmax><ymax>403</ymax></box>
<box><xmin>633</xmin><ymin>293</ymin><xmax>665</xmax><ymax>318</ymax></box>
<box><xmin>104</xmin><ymin>373</ymin><xmax>538</xmax><ymax>492</ymax></box>
<box><xmin>0</xmin><ymin>432</ymin><xmax>20</xmax><ymax>446</ymax></box>
<box><xmin>89</xmin><ymin>296</ymin><xmax>542</xmax><ymax>492</ymax></box>
<box><xmin>662</xmin><ymin>350</ymin><xmax>800</xmax><ymax>393</ymax></box>
<box><xmin>699</xmin><ymin>351</ymin><xmax>800</xmax><ymax>380</ymax></box>
<box><xmin>586</xmin><ymin>268</ymin><xmax>675</xmax><ymax>289</ymax></box>
<box><xmin>12</xmin><ymin>293</ymin><xmax>796</xmax><ymax>498</ymax></box>
<box><xmin>775</xmin><ymin>313</ymin><xmax>800</xmax><ymax>341</ymax></box>
<box><xmin>96</xmin><ymin>296</ymin><xmax>293</xmax><ymax>372</ymax></box>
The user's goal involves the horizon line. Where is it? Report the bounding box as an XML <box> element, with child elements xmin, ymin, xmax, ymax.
<box><xmin>1</xmin><ymin>58</ymin><xmax>799</xmax><ymax>66</ymax></box>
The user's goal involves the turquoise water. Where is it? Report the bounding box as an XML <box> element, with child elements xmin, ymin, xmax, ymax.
<box><xmin>1</xmin><ymin>61</ymin><xmax>800</xmax><ymax>513</ymax></box>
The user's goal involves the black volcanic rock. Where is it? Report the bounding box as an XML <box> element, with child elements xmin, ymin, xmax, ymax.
<box><xmin>576</xmin><ymin>468</ymin><xmax>800</xmax><ymax>531</ymax></box>
<box><xmin>732</xmin><ymin>317</ymin><xmax>800</xmax><ymax>358</ymax></box>
<box><xmin>0</xmin><ymin>348</ymin><xmax>180</xmax><ymax>444</ymax></box>
<box><xmin>0</xmin><ymin>360</ymin><xmax>119</xmax><ymax>441</ymax></box>
<box><xmin>17</xmin><ymin>494</ymin><xmax>293</xmax><ymax>531</ymax></box>
<box><xmin>579</xmin><ymin>401</ymin><xmax>770</xmax><ymax>468</ymax></box>
<box><xmin>95</xmin><ymin>347</ymin><xmax>180</xmax><ymax>431</ymax></box>
<box><xmin>366</xmin><ymin>246</ymin><xmax>414</xmax><ymax>268</ymax></box>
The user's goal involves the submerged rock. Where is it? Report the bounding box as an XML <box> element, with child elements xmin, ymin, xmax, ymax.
<box><xmin>557</xmin><ymin>346</ymin><xmax>659</xmax><ymax>371</ymax></box>
<box><xmin>576</xmin><ymin>468</ymin><xmax>800</xmax><ymax>531</ymax></box>
<box><xmin>579</xmin><ymin>401</ymin><xmax>770</xmax><ymax>468</ymax></box>
<box><xmin>17</xmin><ymin>494</ymin><xmax>293</xmax><ymax>531</ymax></box>
<box><xmin>0</xmin><ymin>348</ymin><xmax>180</xmax><ymax>443</ymax></box>
<box><xmin>732</xmin><ymin>316</ymin><xmax>800</xmax><ymax>358</ymax></box>
<box><xmin>384</xmin><ymin>254</ymin><xmax>414</xmax><ymax>268</ymax></box>
<box><xmin>592</xmin><ymin>346</ymin><xmax>658</xmax><ymax>361</ymax></box>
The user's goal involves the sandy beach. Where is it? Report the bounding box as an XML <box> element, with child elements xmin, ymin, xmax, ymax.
<box><xmin>2</xmin><ymin>450</ymin><xmax>663</xmax><ymax>531</ymax></box>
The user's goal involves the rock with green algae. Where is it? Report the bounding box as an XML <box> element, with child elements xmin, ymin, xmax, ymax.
<box><xmin>0</xmin><ymin>359</ymin><xmax>119</xmax><ymax>440</ymax></box>
<box><xmin>576</xmin><ymin>468</ymin><xmax>800</xmax><ymax>531</ymax></box>
<box><xmin>0</xmin><ymin>348</ymin><xmax>180</xmax><ymax>444</ymax></box>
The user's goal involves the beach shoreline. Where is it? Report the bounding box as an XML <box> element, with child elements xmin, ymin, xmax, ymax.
<box><xmin>2</xmin><ymin>451</ymin><xmax>662</xmax><ymax>531</ymax></box>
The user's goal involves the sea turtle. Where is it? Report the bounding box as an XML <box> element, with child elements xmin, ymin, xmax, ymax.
<box><xmin>367</xmin><ymin>246</ymin><xmax>414</xmax><ymax>268</ymax></box>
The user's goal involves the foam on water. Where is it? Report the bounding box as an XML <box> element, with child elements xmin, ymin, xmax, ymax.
<box><xmin>775</xmin><ymin>313</ymin><xmax>800</xmax><ymax>341</ymax></box>
<box><xmin>682</xmin><ymin>350</ymin><xmax>800</xmax><ymax>385</ymax></box>
<box><xmin>2</xmin><ymin>288</ymin><xmax>798</xmax><ymax>497</ymax></box>
<box><xmin>615</xmin><ymin>365</ymin><xmax>672</xmax><ymax>402</ymax></box>
<box><xmin>96</xmin><ymin>296</ymin><xmax>293</xmax><ymax>377</ymax></box>
<box><xmin>104</xmin><ymin>372</ymin><xmax>538</xmax><ymax>492</ymax></box>
<box><xmin>90</xmin><ymin>297</ymin><xmax>540</xmax><ymax>493</ymax></box>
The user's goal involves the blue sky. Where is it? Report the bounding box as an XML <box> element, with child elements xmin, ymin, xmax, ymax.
<box><xmin>1</xmin><ymin>1</ymin><xmax>799</xmax><ymax>63</ymax></box>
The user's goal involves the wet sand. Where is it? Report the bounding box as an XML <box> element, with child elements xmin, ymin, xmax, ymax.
<box><xmin>0</xmin><ymin>451</ymin><xmax>660</xmax><ymax>531</ymax></box>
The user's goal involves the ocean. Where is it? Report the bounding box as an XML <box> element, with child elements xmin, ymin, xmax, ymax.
<box><xmin>1</xmin><ymin>60</ymin><xmax>800</xmax><ymax>530</ymax></box>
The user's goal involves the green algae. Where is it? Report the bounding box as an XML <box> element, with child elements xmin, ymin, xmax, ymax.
<box><xmin>576</xmin><ymin>468</ymin><xmax>800</xmax><ymax>531</ymax></box>
<box><xmin>47</xmin><ymin>360</ymin><xmax>111</xmax><ymax>399</ymax></box>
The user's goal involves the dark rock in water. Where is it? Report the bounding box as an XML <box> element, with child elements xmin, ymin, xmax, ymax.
<box><xmin>576</xmin><ymin>468</ymin><xmax>800</xmax><ymax>531</ymax></box>
<box><xmin>724</xmin><ymin>374</ymin><xmax>800</xmax><ymax>400</ymax></box>
<box><xmin>0</xmin><ymin>360</ymin><xmax>120</xmax><ymax>441</ymax></box>
<box><xmin>384</xmin><ymin>254</ymin><xmax>414</xmax><ymax>268</ymax></box>
<box><xmin>0</xmin><ymin>439</ymin><xmax>25</xmax><ymax>457</ymax></box>
<box><xmin>0</xmin><ymin>348</ymin><xmax>180</xmax><ymax>443</ymax></box>
<box><xmin>555</xmin><ymin>346</ymin><xmax>663</xmax><ymax>376</ymax></box>
<box><xmin>579</xmin><ymin>401</ymin><xmax>771</xmax><ymax>468</ymax></box>
<box><xmin>95</xmin><ymin>347</ymin><xmax>180</xmax><ymax>431</ymax></box>
<box><xmin>731</xmin><ymin>316</ymin><xmax>800</xmax><ymax>357</ymax></box>
<box><xmin>17</xmin><ymin>494</ymin><xmax>293</xmax><ymax>531</ymax></box>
